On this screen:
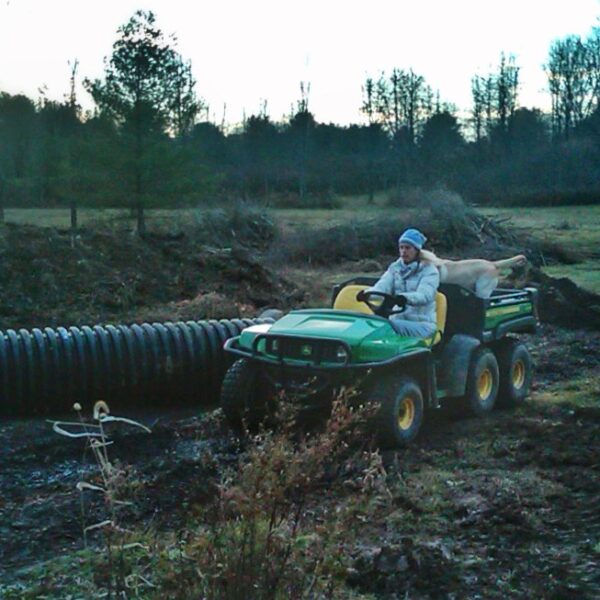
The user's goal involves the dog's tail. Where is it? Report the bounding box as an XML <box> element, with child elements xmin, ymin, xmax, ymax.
<box><xmin>493</xmin><ymin>254</ymin><xmax>527</xmax><ymax>270</ymax></box>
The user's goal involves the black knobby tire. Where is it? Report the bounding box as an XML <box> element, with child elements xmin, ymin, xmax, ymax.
<box><xmin>463</xmin><ymin>346</ymin><xmax>499</xmax><ymax>416</ymax></box>
<box><xmin>495</xmin><ymin>339</ymin><xmax>533</xmax><ymax>408</ymax></box>
<box><xmin>368</xmin><ymin>375</ymin><xmax>424</xmax><ymax>449</ymax></box>
<box><xmin>220</xmin><ymin>359</ymin><xmax>273</xmax><ymax>432</ymax></box>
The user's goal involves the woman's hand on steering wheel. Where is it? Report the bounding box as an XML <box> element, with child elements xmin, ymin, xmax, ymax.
<box><xmin>356</xmin><ymin>290</ymin><xmax>407</xmax><ymax>316</ymax></box>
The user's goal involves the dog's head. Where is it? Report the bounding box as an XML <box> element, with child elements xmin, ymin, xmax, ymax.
<box><xmin>419</xmin><ymin>249</ymin><xmax>444</xmax><ymax>266</ymax></box>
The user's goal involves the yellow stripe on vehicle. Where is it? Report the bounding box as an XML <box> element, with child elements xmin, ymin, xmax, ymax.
<box><xmin>486</xmin><ymin>305</ymin><xmax>522</xmax><ymax>316</ymax></box>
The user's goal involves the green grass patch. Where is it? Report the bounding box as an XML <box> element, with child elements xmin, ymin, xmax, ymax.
<box><xmin>481</xmin><ymin>205</ymin><xmax>600</xmax><ymax>257</ymax></box>
<box><xmin>481</xmin><ymin>205</ymin><xmax>600</xmax><ymax>293</ymax></box>
<box><xmin>2</xmin><ymin>547</ymin><xmax>113</xmax><ymax>599</ymax></box>
<box><xmin>3</xmin><ymin>207</ymin><xmax>133</xmax><ymax>228</ymax></box>
<box><xmin>543</xmin><ymin>261</ymin><xmax>600</xmax><ymax>294</ymax></box>
<box><xmin>533</xmin><ymin>374</ymin><xmax>600</xmax><ymax>409</ymax></box>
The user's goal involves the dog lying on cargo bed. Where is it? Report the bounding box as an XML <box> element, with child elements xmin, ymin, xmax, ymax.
<box><xmin>420</xmin><ymin>249</ymin><xmax>528</xmax><ymax>298</ymax></box>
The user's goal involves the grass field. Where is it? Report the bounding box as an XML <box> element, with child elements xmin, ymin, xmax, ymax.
<box><xmin>1</xmin><ymin>195</ymin><xmax>397</xmax><ymax>231</ymax></box>
<box><xmin>3</xmin><ymin>202</ymin><xmax>600</xmax><ymax>293</ymax></box>
<box><xmin>481</xmin><ymin>205</ymin><xmax>600</xmax><ymax>257</ymax></box>
<box><xmin>481</xmin><ymin>205</ymin><xmax>600</xmax><ymax>293</ymax></box>
<box><xmin>5</xmin><ymin>200</ymin><xmax>599</xmax><ymax>244</ymax></box>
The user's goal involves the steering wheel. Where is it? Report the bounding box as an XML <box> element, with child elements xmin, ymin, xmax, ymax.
<box><xmin>358</xmin><ymin>291</ymin><xmax>407</xmax><ymax>317</ymax></box>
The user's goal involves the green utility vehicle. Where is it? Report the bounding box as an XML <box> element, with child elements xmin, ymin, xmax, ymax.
<box><xmin>221</xmin><ymin>278</ymin><xmax>538</xmax><ymax>447</ymax></box>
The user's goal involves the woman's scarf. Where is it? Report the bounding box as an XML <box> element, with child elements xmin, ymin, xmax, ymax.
<box><xmin>398</xmin><ymin>259</ymin><xmax>420</xmax><ymax>280</ymax></box>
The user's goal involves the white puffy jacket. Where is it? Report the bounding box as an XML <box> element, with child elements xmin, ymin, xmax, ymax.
<box><xmin>368</xmin><ymin>258</ymin><xmax>439</xmax><ymax>326</ymax></box>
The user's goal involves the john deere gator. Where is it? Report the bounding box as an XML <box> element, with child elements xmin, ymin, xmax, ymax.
<box><xmin>220</xmin><ymin>278</ymin><xmax>538</xmax><ymax>447</ymax></box>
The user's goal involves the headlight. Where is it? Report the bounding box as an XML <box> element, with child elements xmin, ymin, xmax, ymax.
<box><xmin>271</xmin><ymin>339</ymin><xmax>279</xmax><ymax>352</ymax></box>
<box><xmin>336</xmin><ymin>345</ymin><xmax>349</xmax><ymax>362</ymax></box>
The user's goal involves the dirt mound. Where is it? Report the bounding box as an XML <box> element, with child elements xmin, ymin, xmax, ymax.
<box><xmin>197</xmin><ymin>245</ymin><xmax>304</xmax><ymax>309</ymax></box>
<box><xmin>509</xmin><ymin>266</ymin><xmax>600</xmax><ymax>331</ymax></box>
<box><xmin>0</xmin><ymin>225</ymin><xmax>302</xmax><ymax>330</ymax></box>
<box><xmin>1</xmin><ymin>219</ymin><xmax>598</xmax><ymax>334</ymax></box>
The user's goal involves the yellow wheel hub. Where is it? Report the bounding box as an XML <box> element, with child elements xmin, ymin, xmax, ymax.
<box><xmin>512</xmin><ymin>360</ymin><xmax>526</xmax><ymax>389</ymax></box>
<box><xmin>398</xmin><ymin>397</ymin><xmax>415</xmax><ymax>430</ymax></box>
<box><xmin>477</xmin><ymin>368</ymin><xmax>493</xmax><ymax>400</ymax></box>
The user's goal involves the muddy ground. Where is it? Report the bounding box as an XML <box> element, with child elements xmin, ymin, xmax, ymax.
<box><xmin>1</xmin><ymin>324</ymin><xmax>599</xmax><ymax>598</ymax></box>
<box><xmin>0</xmin><ymin>220</ymin><xmax>599</xmax><ymax>597</ymax></box>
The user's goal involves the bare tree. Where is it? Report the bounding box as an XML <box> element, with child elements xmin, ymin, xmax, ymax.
<box><xmin>496</xmin><ymin>53</ymin><xmax>519</xmax><ymax>131</ymax></box>
<box><xmin>470</xmin><ymin>54</ymin><xmax>519</xmax><ymax>141</ymax></box>
<box><xmin>167</xmin><ymin>57</ymin><xmax>203</xmax><ymax>138</ymax></box>
<box><xmin>288</xmin><ymin>81</ymin><xmax>313</xmax><ymax>199</ymax></box>
<box><xmin>361</xmin><ymin>77</ymin><xmax>376</xmax><ymax>125</ymax></box>
<box><xmin>367</xmin><ymin>68</ymin><xmax>434</xmax><ymax>144</ymax></box>
<box><xmin>65</xmin><ymin>59</ymin><xmax>82</xmax><ymax>240</ymax></box>
<box><xmin>585</xmin><ymin>25</ymin><xmax>600</xmax><ymax>113</ymax></box>
<box><xmin>546</xmin><ymin>35</ymin><xmax>590</xmax><ymax>139</ymax></box>
<box><xmin>470</xmin><ymin>75</ymin><xmax>486</xmax><ymax>142</ymax></box>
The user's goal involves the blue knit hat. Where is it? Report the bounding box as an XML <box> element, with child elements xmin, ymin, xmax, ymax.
<box><xmin>398</xmin><ymin>228</ymin><xmax>427</xmax><ymax>250</ymax></box>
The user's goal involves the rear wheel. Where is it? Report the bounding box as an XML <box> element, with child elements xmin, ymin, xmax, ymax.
<box><xmin>368</xmin><ymin>375</ymin><xmax>424</xmax><ymax>448</ymax></box>
<box><xmin>220</xmin><ymin>359</ymin><xmax>275</xmax><ymax>432</ymax></box>
<box><xmin>463</xmin><ymin>347</ymin><xmax>499</xmax><ymax>416</ymax></box>
<box><xmin>495</xmin><ymin>340</ymin><xmax>532</xmax><ymax>408</ymax></box>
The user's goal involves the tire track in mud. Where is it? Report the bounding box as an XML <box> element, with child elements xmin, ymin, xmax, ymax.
<box><xmin>372</xmin><ymin>404</ymin><xmax>600</xmax><ymax>599</ymax></box>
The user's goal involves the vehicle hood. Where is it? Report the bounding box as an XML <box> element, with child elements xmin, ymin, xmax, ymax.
<box><xmin>238</xmin><ymin>309</ymin><xmax>426</xmax><ymax>363</ymax></box>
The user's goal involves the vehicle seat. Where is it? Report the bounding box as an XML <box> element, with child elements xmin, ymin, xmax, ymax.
<box><xmin>332</xmin><ymin>285</ymin><xmax>374</xmax><ymax>314</ymax></box>
<box><xmin>425</xmin><ymin>292</ymin><xmax>447</xmax><ymax>346</ymax></box>
<box><xmin>334</xmin><ymin>286</ymin><xmax>447</xmax><ymax>345</ymax></box>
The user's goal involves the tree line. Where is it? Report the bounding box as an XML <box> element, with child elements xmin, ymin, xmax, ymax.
<box><xmin>1</xmin><ymin>10</ymin><xmax>599</xmax><ymax>233</ymax></box>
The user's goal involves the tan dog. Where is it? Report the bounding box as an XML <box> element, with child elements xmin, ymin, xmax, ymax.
<box><xmin>420</xmin><ymin>249</ymin><xmax>528</xmax><ymax>298</ymax></box>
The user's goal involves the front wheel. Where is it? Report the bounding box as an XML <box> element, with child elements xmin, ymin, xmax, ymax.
<box><xmin>368</xmin><ymin>375</ymin><xmax>424</xmax><ymax>448</ymax></box>
<box><xmin>220</xmin><ymin>359</ymin><xmax>275</xmax><ymax>432</ymax></box>
<box><xmin>463</xmin><ymin>347</ymin><xmax>499</xmax><ymax>416</ymax></box>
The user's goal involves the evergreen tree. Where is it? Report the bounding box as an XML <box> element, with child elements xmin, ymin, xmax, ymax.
<box><xmin>242</xmin><ymin>113</ymin><xmax>278</xmax><ymax>196</ymax></box>
<box><xmin>418</xmin><ymin>111</ymin><xmax>465</xmax><ymax>186</ymax></box>
<box><xmin>84</xmin><ymin>10</ymin><xmax>201</xmax><ymax>235</ymax></box>
<box><xmin>0</xmin><ymin>93</ymin><xmax>38</xmax><ymax>216</ymax></box>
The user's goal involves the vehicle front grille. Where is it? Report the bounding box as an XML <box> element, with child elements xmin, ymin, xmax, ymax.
<box><xmin>263</xmin><ymin>336</ymin><xmax>349</xmax><ymax>365</ymax></box>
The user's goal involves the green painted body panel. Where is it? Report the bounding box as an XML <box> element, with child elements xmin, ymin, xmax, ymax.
<box><xmin>239</xmin><ymin>323</ymin><xmax>273</xmax><ymax>352</ymax></box>
<box><xmin>484</xmin><ymin>301</ymin><xmax>533</xmax><ymax>330</ymax></box>
<box><xmin>238</xmin><ymin>309</ymin><xmax>427</xmax><ymax>364</ymax></box>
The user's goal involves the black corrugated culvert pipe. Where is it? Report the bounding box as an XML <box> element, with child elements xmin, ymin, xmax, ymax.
<box><xmin>0</xmin><ymin>318</ymin><xmax>272</xmax><ymax>416</ymax></box>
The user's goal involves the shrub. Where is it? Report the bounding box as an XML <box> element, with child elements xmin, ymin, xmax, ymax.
<box><xmin>386</xmin><ymin>186</ymin><xmax>444</xmax><ymax>208</ymax></box>
<box><xmin>272</xmin><ymin>191</ymin><xmax>491</xmax><ymax>265</ymax></box>
<box><xmin>156</xmin><ymin>394</ymin><xmax>390</xmax><ymax>599</ymax></box>
<box><xmin>192</xmin><ymin>202</ymin><xmax>276</xmax><ymax>250</ymax></box>
<box><xmin>426</xmin><ymin>191</ymin><xmax>481</xmax><ymax>249</ymax></box>
<box><xmin>38</xmin><ymin>394</ymin><xmax>393</xmax><ymax>598</ymax></box>
<box><xmin>554</xmin><ymin>220</ymin><xmax>573</xmax><ymax>231</ymax></box>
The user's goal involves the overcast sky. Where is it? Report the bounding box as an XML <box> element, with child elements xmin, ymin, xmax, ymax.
<box><xmin>1</xmin><ymin>0</ymin><xmax>599</xmax><ymax>126</ymax></box>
